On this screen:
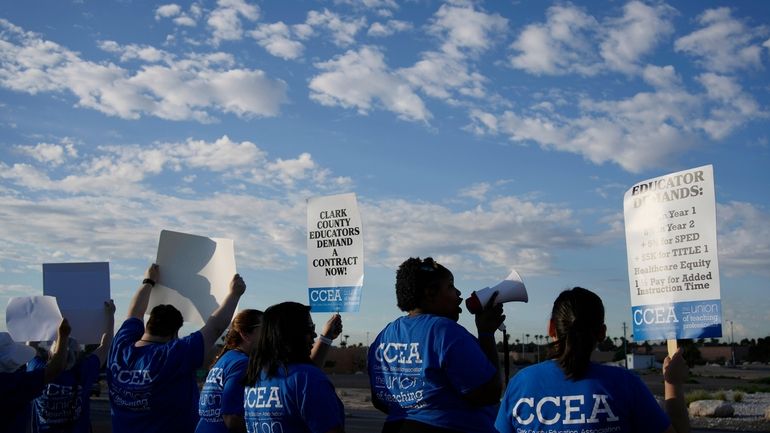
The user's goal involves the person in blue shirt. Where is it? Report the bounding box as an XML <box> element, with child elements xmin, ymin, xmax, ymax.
<box><xmin>368</xmin><ymin>257</ymin><xmax>505</xmax><ymax>433</ymax></box>
<box><xmin>107</xmin><ymin>263</ymin><xmax>246</xmax><ymax>433</ymax></box>
<box><xmin>28</xmin><ymin>299</ymin><xmax>115</xmax><ymax>433</ymax></box>
<box><xmin>0</xmin><ymin>318</ymin><xmax>71</xmax><ymax>433</ymax></box>
<box><xmin>495</xmin><ymin>287</ymin><xmax>691</xmax><ymax>433</ymax></box>
<box><xmin>197</xmin><ymin>310</ymin><xmax>343</xmax><ymax>433</ymax></box>
<box><xmin>243</xmin><ymin>302</ymin><xmax>345</xmax><ymax>433</ymax></box>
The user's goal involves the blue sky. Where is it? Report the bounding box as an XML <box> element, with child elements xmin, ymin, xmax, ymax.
<box><xmin>1</xmin><ymin>0</ymin><xmax>768</xmax><ymax>345</ymax></box>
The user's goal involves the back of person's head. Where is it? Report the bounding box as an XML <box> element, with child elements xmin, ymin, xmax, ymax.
<box><xmin>549</xmin><ymin>287</ymin><xmax>605</xmax><ymax>380</ymax></box>
<box><xmin>146</xmin><ymin>304</ymin><xmax>183</xmax><ymax>338</ymax></box>
<box><xmin>210</xmin><ymin>309</ymin><xmax>263</xmax><ymax>369</ymax></box>
<box><xmin>49</xmin><ymin>336</ymin><xmax>81</xmax><ymax>370</ymax></box>
<box><xmin>245</xmin><ymin>302</ymin><xmax>312</xmax><ymax>385</ymax></box>
<box><xmin>395</xmin><ymin>257</ymin><xmax>452</xmax><ymax>312</ymax></box>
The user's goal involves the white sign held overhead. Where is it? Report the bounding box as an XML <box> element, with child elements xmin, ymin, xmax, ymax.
<box><xmin>623</xmin><ymin>165</ymin><xmax>722</xmax><ymax>341</ymax></box>
<box><xmin>6</xmin><ymin>296</ymin><xmax>63</xmax><ymax>342</ymax></box>
<box><xmin>151</xmin><ymin>230</ymin><xmax>237</xmax><ymax>325</ymax></box>
<box><xmin>43</xmin><ymin>262</ymin><xmax>111</xmax><ymax>344</ymax></box>
<box><xmin>307</xmin><ymin>193</ymin><xmax>364</xmax><ymax>312</ymax></box>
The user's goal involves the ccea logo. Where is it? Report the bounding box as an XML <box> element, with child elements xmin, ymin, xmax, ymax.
<box><xmin>110</xmin><ymin>363</ymin><xmax>154</xmax><ymax>386</ymax></box>
<box><xmin>633</xmin><ymin>306</ymin><xmax>678</xmax><ymax>325</ymax></box>
<box><xmin>310</xmin><ymin>289</ymin><xmax>342</xmax><ymax>302</ymax></box>
<box><xmin>205</xmin><ymin>367</ymin><xmax>224</xmax><ymax>386</ymax></box>
<box><xmin>374</xmin><ymin>342</ymin><xmax>422</xmax><ymax>364</ymax></box>
<box><xmin>245</xmin><ymin>386</ymin><xmax>284</xmax><ymax>409</ymax></box>
<box><xmin>511</xmin><ymin>394</ymin><xmax>618</xmax><ymax>426</ymax></box>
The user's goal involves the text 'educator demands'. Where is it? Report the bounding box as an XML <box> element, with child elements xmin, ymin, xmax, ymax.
<box><xmin>623</xmin><ymin>165</ymin><xmax>722</xmax><ymax>341</ymax></box>
<box><xmin>307</xmin><ymin>193</ymin><xmax>364</xmax><ymax>312</ymax></box>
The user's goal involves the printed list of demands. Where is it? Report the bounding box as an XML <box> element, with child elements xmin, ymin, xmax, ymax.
<box><xmin>628</xmin><ymin>169</ymin><xmax>717</xmax><ymax>299</ymax></box>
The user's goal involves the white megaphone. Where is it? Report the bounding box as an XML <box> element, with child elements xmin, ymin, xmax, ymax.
<box><xmin>465</xmin><ymin>269</ymin><xmax>528</xmax><ymax>315</ymax></box>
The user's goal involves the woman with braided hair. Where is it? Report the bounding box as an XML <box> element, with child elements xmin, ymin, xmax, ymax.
<box><xmin>495</xmin><ymin>287</ymin><xmax>691</xmax><ymax>433</ymax></box>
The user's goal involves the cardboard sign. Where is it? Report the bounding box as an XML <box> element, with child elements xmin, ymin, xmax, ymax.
<box><xmin>150</xmin><ymin>230</ymin><xmax>236</xmax><ymax>324</ymax></box>
<box><xmin>623</xmin><ymin>165</ymin><xmax>722</xmax><ymax>340</ymax></box>
<box><xmin>307</xmin><ymin>193</ymin><xmax>364</xmax><ymax>312</ymax></box>
<box><xmin>43</xmin><ymin>262</ymin><xmax>111</xmax><ymax>344</ymax></box>
<box><xmin>6</xmin><ymin>295</ymin><xmax>63</xmax><ymax>342</ymax></box>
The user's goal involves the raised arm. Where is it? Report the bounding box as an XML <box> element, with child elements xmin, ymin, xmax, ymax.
<box><xmin>127</xmin><ymin>264</ymin><xmax>159</xmax><ymax>320</ymax></box>
<box><xmin>44</xmin><ymin>318</ymin><xmax>71</xmax><ymax>384</ymax></box>
<box><xmin>92</xmin><ymin>299</ymin><xmax>116</xmax><ymax>366</ymax></box>
<box><xmin>464</xmin><ymin>291</ymin><xmax>505</xmax><ymax>407</ymax></box>
<box><xmin>310</xmin><ymin>313</ymin><xmax>343</xmax><ymax>366</ymax></box>
<box><xmin>199</xmin><ymin>274</ymin><xmax>246</xmax><ymax>350</ymax></box>
<box><xmin>663</xmin><ymin>348</ymin><xmax>691</xmax><ymax>433</ymax></box>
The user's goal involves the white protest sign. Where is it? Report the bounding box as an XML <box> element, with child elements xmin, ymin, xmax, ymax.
<box><xmin>6</xmin><ymin>295</ymin><xmax>63</xmax><ymax>342</ymax></box>
<box><xmin>43</xmin><ymin>262</ymin><xmax>111</xmax><ymax>344</ymax></box>
<box><xmin>150</xmin><ymin>230</ymin><xmax>237</xmax><ymax>325</ymax></box>
<box><xmin>624</xmin><ymin>165</ymin><xmax>722</xmax><ymax>341</ymax></box>
<box><xmin>307</xmin><ymin>193</ymin><xmax>364</xmax><ymax>312</ymax></box>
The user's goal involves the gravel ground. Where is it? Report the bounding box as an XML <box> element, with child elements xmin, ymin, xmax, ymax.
<box><xmin>689</xmin><ymin>392</ymin><xmax>770</xmax><ymax>432</ymax></box>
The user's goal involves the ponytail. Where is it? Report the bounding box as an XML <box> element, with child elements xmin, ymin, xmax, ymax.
<box><xmin>548</xmin><ymin>287</ymin><xmax>604</xmax><ymax>380</ymax></box>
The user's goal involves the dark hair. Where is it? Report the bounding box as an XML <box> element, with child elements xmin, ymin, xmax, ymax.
<box><xmin>210</xmin><ymin>309</ymin><xmax>263</xmax><ymax>369</ymax></box>
<box><xmin>548</xmin><ymin>287</ymin><xmax>605</xmax><ymax>380</ymax></box>
<box><xmin>146</xmin><ymin>304</ymin><xmax>184</xmax><ymax>337</ymax></box>
<box><xmin>395</xmin><ymin>257</ymin><xmax>453</xmax><ymax>311</ymax></box>
<box><xmin>244</xmin><ymin>302</ymin><xmax>313</xmax><ymax>386</ymax></box>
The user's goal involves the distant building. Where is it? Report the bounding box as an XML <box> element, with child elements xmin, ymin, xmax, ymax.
<box><xmin>627</xmin><ymin>353</ymin><xmax>658</xmax><ymax>370</ymax></box>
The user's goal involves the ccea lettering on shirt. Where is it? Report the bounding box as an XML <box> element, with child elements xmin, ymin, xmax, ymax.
<box><xmin>373</xmin><ymin>342</ymin><xmax>423</xmax><ymax>364</ymax></box>
<box><xmin>510</xmin><ymin>394</ymin><xmax>619</xmax><ymax>426</ymax></box>
<box><xmin>244</xmin><ymin>386</ymin><xmax>283</xmax><ymax>409</ymax></box>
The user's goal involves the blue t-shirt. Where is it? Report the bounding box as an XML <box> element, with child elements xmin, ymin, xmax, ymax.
<box><xmin>196</xmin><ymin>349</ymin><xmax>249</xmax><ymax>433</ymax></box>
<box><xmin>29</xmin><ymin>354</ymin><xmax>100</xmax><ymax>433</ymax></box>
<box><xmin>243</xmin><ymin>363</ymin><xmax>344</xmax><ymax>433</ymax></box>
<box><xmin>0</xmin><ymin>368</ymin><xmax>45</xmax><ymax>433</ymax></box>
<box><xmin>107</xmin><ymin>317</ymin><xmax>204</xmax><ymax>433</ymax></box>
<box><xmin>495</xmin><ymin>360</ymin><xmax>671</xmax><ymax>433</ymax></box>
<box><xmin>367</xmin><ymin>314</ymin><xmax>498</xmax><ymax>433</ymax></box>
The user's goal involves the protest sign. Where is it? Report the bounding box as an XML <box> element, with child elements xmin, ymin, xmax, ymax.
<box><xmin>150</xmin><ymin>230</ymin><xmax>236</xmax><ymax>324</ymax></box>
<box><xmin>624</xmin><ymin>165</ymin><xmax>721</xmax><ymax>342</ymax></box>
<box><xmin>43</xmin><ymin>262</ymin><xmax>110</xmax><ymax>344</ymax></box>
<box><xmin>6</xmin><ymin>295</ymin><xmax>63</xmax><ymax>342</ymax></box>
<box><xmin>307</xmin><ymin>193</ymin><xmax>364</xmax><ymax>312</ymax></box>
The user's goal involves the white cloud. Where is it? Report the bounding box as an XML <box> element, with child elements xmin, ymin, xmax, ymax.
<box><xmin>458</xmin><ymin>182</ymin><xmax>491</xmax><ymax>201</ymax></box>
<box><xmin>155</xmin><ymin>4</ymin><xmax>182</xmax><ymax>19</ymax></box>
<box><xmin>509</xmin><ymin>4</ymin><xmax>600</xmax><ymax>75</ymax></box>
<box><xmin>309</xmin><ymin>46</ymin><xmax>430</xmax><ymax>122</ymax></box>
<box><xmin>641</xmin><ymin>64</ymin><xmax>681</xmax><ymax>90</ymax></box>
<box><xmin>398</xmin><ymin>51</ymin><xmax>487</xmax><ymax>101</ymax></box>
<box><xmin>250</xmin><ymin>22</ymin><xmax>305</xmax><ymax>60</ymax></box>
<box><xmin>600</xmin><ymin>1</ymin><xmax>676</xmax><ymax>74</ymax></box>
<box><xmin>367</xmin><ymin>20</ymin><xmax>411</xmax><ymax>37</ymax></box>
<box><xmin>363</xmin><ymin>195</ymin><xmax>591</xmax><ymax>275</ymax></box>
<box><xmin>674</xmin><ymin>7</ymin><xmax>766</xmax><ymax>73</ymax></box>
<box><xmin>155</xmin><ymin>3</ymin><xmax>198</xmax><ymax>27</ymax></box>
<box><xmin>0</xmin><ymin>22</ymin><xmax>287</xmax><ymax>121</ymax></box>
<box><xmin>427</xmin><ymin>2</ymin><xmax>508</xmax><ymax>57</ymax></box>
<box><xmin>717</xmin><ymin>202</ymin><xmax>770</xmax><ymax>277</ymax></box>
<box><xmin>0</xmin><ymin>135</ymin><xmax>350</xmax><ymax>198</ymax></box>
<box><xmin>16</xmin><ymin>139</ymin><xmax>77</xmax><ymax>166</ymax></box>
<box><xmin>306</xmin><ymin>9</ymin><xmax>366</xmax><ymax>47</ymax></box>
<box><xmin>0</xmin><ymin>137</ymin><xmax>601</xmax><ymax>277</ymax></box>
<box><xmin>694</xmin><ymin>73</ymin><xmax>765</xmax><ymax>140</ymax></box>
<box><xmin>98</xmin><ymin>40</ymin><xmax>170</xmax><ymax>63</ymax></box>
<box><xmin>334</xmin><ymin>0</ymin><xmax>398</xmax><ymax>9</ymax></box>
<box><xmin>207</xmin><ymin>0</ymin><xmax>260</xmax><ymax>45</ymax></box>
